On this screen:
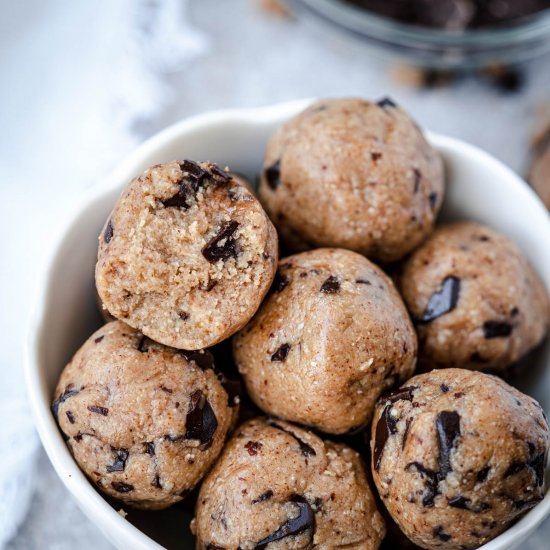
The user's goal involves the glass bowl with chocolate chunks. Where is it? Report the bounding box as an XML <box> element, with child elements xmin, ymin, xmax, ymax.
<box><xmin>295</xmin><ymin>0</ymin><xmax>550</xmax><ymax>68</ymax></box>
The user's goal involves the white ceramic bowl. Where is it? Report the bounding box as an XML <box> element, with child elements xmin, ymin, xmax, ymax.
<box><xmin>26</xmin><ymin>99</ymin><xmax>550</xmax><ymax>550</ymax></box>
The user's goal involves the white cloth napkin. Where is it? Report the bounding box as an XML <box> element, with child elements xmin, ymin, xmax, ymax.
<box><xmin>0</xmin><ymin>1</ymin><xmax>206</xmax><ymax>546</ymax></box>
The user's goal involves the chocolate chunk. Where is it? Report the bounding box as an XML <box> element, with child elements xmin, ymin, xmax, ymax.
<box><xmin>215</xmin><ymin>370</ymin><xmax>241</xmax><ymax>407</ymax></box>
<box><xmin>111</xmin><ymin>481</ymin><xmax>134</xmax><ymax>493</ymax></box>
<box><xmin>383</xmin><ymin>385</ymin><xmax>417</xmax><ymax>403</ymax></box>
<box><xmin>377</xmin><ymin>97</ymin><xmax>397</xmax><ymax>108</ymax></box>
<box><xmin>433</xmin><ymin>526</ymin><xmax>451</xmax><ymax>542</ymax></box>
<box><xmin>483</xmin><ymin>320</ymin><xmax>513</xmax><ymax>338</ymax></box>
<box><xmin>273</xmin><ymin>273</ymin><xmax>289</xmax><ymax>293</ymax></box>
<box><xmin>245</xmin><ymin>440</ymin><xmax>263</xmax><ymax>456</ymax></box>
<box><xmin>356</xmin><ymin>279</ymin><xmax>371</xmax><ymax>285</ymax></box>
<box><xmin>477</xmin><ymin>466</ymin><xmax>491</xmax><ymax>482</ymax></box>
<box><xmin>264</xmin><ymin>160</ymin><xmax>281</xmax><ymax>190</ymax></box>
<box><xmin>181</xmin><ymin>349</ymin><xmax>215</xmax><ymax>371</ymax></box>
<box><xmin>87</xmin><ymin>405</ymin><xmax>109</xmax><ymax>416</ymax></box>
<box><xmin>320</xmin><ymin>276</ymin><xmax>340</xmax><ymax>294</ymax></box>
<box><xmin>137</xmin><ymin>335</ymin><xmax>153</xmax><ymax>353</ymax></box>
<box><xmin>209</xmin><ymin>164</ymin><xmax>232</xmax><ymax>184</ymax></box>
<box><xmin>145</xmin><ymin>442</ymin><xmax>155</xmax><ymax>456</ymax></box>
<box><xmin>512</xmin><ymin>496</ymin><xmax>543</xmax><ymax>510</ymax></box>
<box><xmin>160</xmin><ymin>385</ymin><xmax>173</xmax><ymax>393</ymax></box>
<box><xmin>104</xmin><ymin>220</ymin><xmax>114</xmax><ymax>243</ymax></box>
<box><xmin>449</xmin><ymin>495</ymin><xmax>470</xmax><ymax>509</ymax></box>
<box><xmin>429</xmin><ymin>192</ymin><xmax>437</xmax><ymax>209</ymax></box>
<box><xmin>413</xmin><ymin>169</ymin><xmax>422</xmax><ymax>193</ymax></box>
<box><xmin>184</xmin><ymin>390</ymin><xmax>218</xmax><ymax>448</ymax></box>
<box><xmin>51</xmin><ymin>387</ymin><xmax>80</xmax><ymax>420</ymax></box>
<box><xmin>440</xmin><ymin>383</ymin><xmax>450</xmax><ymax>393</ymax></box>
<box><xmin>162</xmin><ymin>182</ymin><xmax>194</xmax><ymax>209</ymax></box>
<box><xmin>269</xmin><ymin>422</ymin><xmax>316</xmax><ymax>458</ymax></box>
<box><xmin>530</xmin><ymin>452</ymin><xmax>546</xmax><ymax>486</ymax></box>
<box><xmin>252</xmin><ymin>489</ymin><xmax>274</xmax><ymax>504</ymax></box>
<box><xmin>202</xmin><ymin>220</ymin><xmax>240</xmax><ymax>263</ymax></box>
<box><xmin>254</xmin><ymin>495</ymin><xmax>314</xmax><ymax>549</ymax></box>
<box><xmin>94</xmin><ymin>335</ymin><xmax>104</xmax><ymax>344</ymax></box>
<box><xmin>152</xmin><ymin>474</ymin><xmax>162</xmax><ymax>489</ymax></box>
<box><xmin>371</xmin><ymin>152</ymin><xmax>382</xmax><ymax>162</ymax></box>
<box><xmin>418</xmin><ymin>276</ymin><xmax>460</xmax><ymax>323</ymax></box>
<box><xmin>180</xmin><ymin>159</ymin><xmax>208</xmax><ymax>188</ymax></box>
<box><xmin>504</xmin><ymin>461</ymin><xmax>526</xmax><ymax>477</ymax></box>
<box><xmin>107</xmin><ymin>448</ymin><xmax>129</xmax><ymax>473</ymax></box>
<box><xmin>511</xmin><ymin>306</ymin><xmax>520</xmax><ymax>317</ymax></box>
<box><xmin>436</xmin><ymin>411</ymin><xmax>461</xmax><ymax>478</ymax></box>
<box><xmin>406</xmin><ymin>462</ymin><xmax>439</xmax><ymax>507</ymax></box>
<box><xmin>178</xmin><ymin>311</ymin><xmax>189</xmax><ymax>320</ymax></box>
<box><xmin>373</xmin><ymin>404</ymin><xmax>398</xmax><ymax>470</ymax></box>
<box><xmin>271</xmin><ymin>343</ymin><xmax>291</xmax><ymax>362</ymax></box>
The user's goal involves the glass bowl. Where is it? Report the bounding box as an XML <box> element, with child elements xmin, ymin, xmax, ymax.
<box><xmin>296</xmin><ymin>0</ymin><xmax>550</xmax><ymax>68</ymax></box>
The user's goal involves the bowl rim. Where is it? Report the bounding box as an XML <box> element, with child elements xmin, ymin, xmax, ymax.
<box><xmin>24</xmin><ymin>98</ymin><xmax>550</xmax><ymax>550</ymax></box>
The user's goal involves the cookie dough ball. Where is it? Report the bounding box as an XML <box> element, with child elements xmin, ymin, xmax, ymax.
<box><xmin>370</xmin><ymin>369</ymin><xmax>548</xmax><ymax>550</ymax></box>
<box><xmin>96</xmin><ymin>160</ymin><xmax>278</xmax><ymax>350</ymax></box>
<box><xmin>193</xmin><ymin>417</ymin><xmax>386</xmax><ymax>549</ymax></box>
<box><xmin>234</xmin><ymin>248</ymin><xmax>417</xmax><ymax>434</ymax></box>
<box><xmin>51</xmin><ymin>321</ymin><xmax>237</xmax><ymax>510</ymax></box>
<box><xmin>399</xmin><ymin>222</ymin><xmax>550</xmax><ymax>372</ymax></box>
<box><xmin>258</xmin><ymin>97</ymin><xmax>444</xmax><ymax>262</ymax></box>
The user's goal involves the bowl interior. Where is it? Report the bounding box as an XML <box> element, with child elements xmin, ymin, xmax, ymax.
<box><xmin>28</xmin><ymin>101</ymin><xmax>550</xmax><ymax>550</ymax></box>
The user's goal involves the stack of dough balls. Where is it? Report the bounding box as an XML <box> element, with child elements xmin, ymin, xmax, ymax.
<box><xmin>51</xmin><ymin>98</ymin><xmax>549</xmax><ymax>550</ymax></box>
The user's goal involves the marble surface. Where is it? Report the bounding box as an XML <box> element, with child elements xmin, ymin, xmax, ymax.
<box><xmin>3</xmin><ymin>0</ymin><xmax>550</xmax><ymax>548</ymax></box>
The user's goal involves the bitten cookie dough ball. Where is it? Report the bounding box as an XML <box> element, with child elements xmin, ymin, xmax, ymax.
<box><xmin>51</xmin><ymin>321</ymin><xmax>237</xmax><ymax>510</ymax></box>
<box><xmin>258</xmin><ymin>97</ymin><xmax>444</xmax><ymax>262</ymax></box>
<box><xmin>371</xmin><ymin>369</ymin><xmax>549</xmax><ymax>550</ymax></box>
<box><xmin>96</xmin><ymin>160</ymin><xmax>278</xmax><ymax>350</ymax></box>
<box><xmin>192</xmin><ymin>417</ymin><xmax>386</xmax><ymax>549</ymax></box>
<box><xmin>399</xmin><ymin>222</ymin><xmax>550</xmax><ymax>372</ymax></box>
<box><xmin>234</xmin><ymin>248</ymin><xmax>417</xmax><ymax>434</ymax></box>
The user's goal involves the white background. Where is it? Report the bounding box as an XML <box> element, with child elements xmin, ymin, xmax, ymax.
<box><xmin>1</xmin><ymin>0</ymin><xmax>549</xmax><ymax>548</ymax></box>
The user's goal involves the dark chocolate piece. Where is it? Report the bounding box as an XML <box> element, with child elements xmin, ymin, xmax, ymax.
<box><xmin>433</xmin><ymin>526</ymin><xmax>451</xmax><ymax>542</ymax></box>
<box><xmin>418</xmin><ymin>276</ymin><xmax>460</xmax><ymax>323</ymax></box>
<box><xmin>94</xmin><ymin>335</ymin><xmax>104</xmax><ymax>344</ymax></box>
<box><xmin>252</xmin><ymin>490</ymin><xmax>274</xmax><ymax>504</ymax></box>
<box><xmin>436</xmin><ymin>410</ymin><xmax>461</xmax><ymax>478</ymax></box>
<box><xmin>111</xmin><ymin>481</ymin><xmax>134</xmax><ymax>493</ymax></box>
<box><xmin>51</xmin><ymin>387</ymin><xmax>80</xmax><ymax>420</ymax></box>
<box><xmin>254</xmin><ymin>495</ymin><xmax>314</xmax><ymax>549</ymax></box>
<box><xmin>271</xmin><ymin>343</ymin><xmax>291</xmax><ymax>362</ymax></box>
<box><xmin>184</xmin><ymin>390</ymin><xmax>218</xmax><ymax>448</ymax></box>
<box><xmin>87</xmin><ymin>405</ymin><xmax>109</xmax><ymax>416</ymax></box>
<box><xmin>320</xmin><ymin>276</ymin><xmax>340</xmax><ymax>294</ymax></box>
<box><xmin>265</xmin><ymin>160</ymin><xmax>281</xmax><ymax>190</ymax></box>
<box><xmin>145</xmin><ymin>442</ymin><xmax>155</xmax><ymax>456</ymax></box>
<box><xmin>405</xmin><ymin>462</ymin><xmax>439</xmax><ymax>507</ymax></box>
<box><xmin>483</xmin><ymin>320</ymin><xmax>513</xmax><ymax>338</ymax></box>
<box><xmin>413</xmin><ymin>168</ymin><xmax>421</xmax><ymax>193</ymax></box>
<box><xmin>383</xmin><ymin>385</ymin><xmax>417</xmax><ymax>403</ymax></box>
<box><xmin>373</xmin><ymin>404</ymin><xmax>398</xmax><ymax>470</ymax></box>
<box><xmin>202</xmin><ymin>221</ymin><xmax>240</xmax><ymax>263</ymax></box>
<box><xmin>66</xmin><ymin>411</ymin><xmax>75</xmax><ymax>424</ymax></box>
<box><xmin>377</xmin><ymin>97</ymin><xmax>397</xmax><ymax>108</ymax></box>
<box><xmin>181</xmin><ymin>349</ymin><xmax>215</xmax><ymax>371</ymax></box>
<box><xmin>107</xmin><ymin>448</ymin><xmax>129</xmax><ymax>473</ymax></box>
<box><xmin>273</xmin><ymin>272</ymin><xmax>290</xmax><ymax>293</ymax></box>
<box><xmin>104</xmin><ymin>220</ymin><xmax>114</xmax><ymax>243</ymax></box>
<box><xmin>269</xmin><ymin>421</ymin><xmax>316</xmax><ymax>458</ymax></box>
<box><xmin>477</xmin><ymin>466</ymin><xmax>491</xmax><ymax>482</ymax></box>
